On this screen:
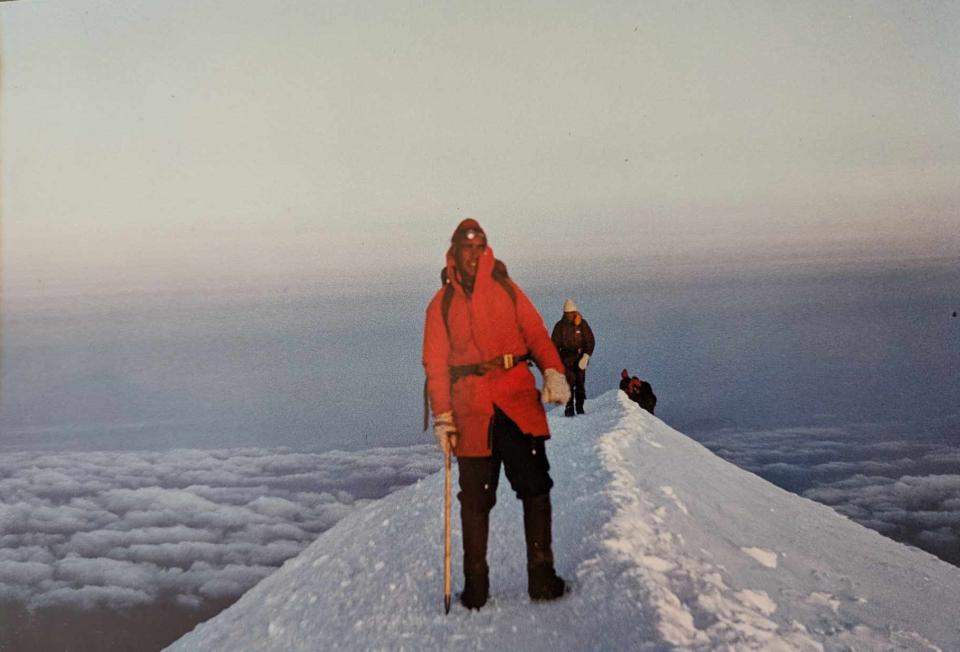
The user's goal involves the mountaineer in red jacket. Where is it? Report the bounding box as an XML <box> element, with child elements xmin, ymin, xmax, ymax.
<box><xmin>423</xmin><ymin>218</ymin><xmax>571</xmax><ymax>609</ymax></box>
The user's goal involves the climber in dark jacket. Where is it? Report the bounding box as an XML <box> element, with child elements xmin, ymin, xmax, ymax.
<box><xmin>551</xmin><ymin>299</ymin><xmax>596</xmax><ymax>416</ymax></box>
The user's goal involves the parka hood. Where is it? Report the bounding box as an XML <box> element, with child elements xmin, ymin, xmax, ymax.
<box><xmin>444</xmin><ymin>245</ymin><xmax>497</xmax><ymax>291</ymax></box>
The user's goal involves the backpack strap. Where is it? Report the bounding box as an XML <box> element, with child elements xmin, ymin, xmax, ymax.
<box><xmin>439</xmin><ymin>260</ymin><xmax>515</xmax><ymax>331</ymax></box>
<box><xmin>440</xmin><ymin>268</ymin><xmax>456</xmax><ymax>335</ymax></box>
<box><xmin>423</xmin><ymin>378</ymin><xmax>430</xmax><ymax>432</ymax></box>
<box><xmin>491</xmin><ymin>259</ymin><xmax>516</xmax><ymax>304</ymax></box>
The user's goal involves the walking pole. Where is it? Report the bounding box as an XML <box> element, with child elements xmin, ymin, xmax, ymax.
<box><xmin>443</xmin><ymin>443</ymin><xmax>453</xmax><ymax>614</ymax></box>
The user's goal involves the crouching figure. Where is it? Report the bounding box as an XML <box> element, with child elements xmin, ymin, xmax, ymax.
<box><xmin>619</xmin><ymin>368</ymin><xmax>657</xmax><ymax>414</ymax></box>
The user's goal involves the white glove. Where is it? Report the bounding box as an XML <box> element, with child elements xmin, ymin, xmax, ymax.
<box><xmin>433</xmin><ymin>411</ymin><xmax>458</xmax><ymax>456</ymax></box>
<box><xmin>542</xmin><ymin>368</ymin><xmax>572</xmax><ymax>406</ymax></box>
<box><xmin>578</xmin><ymin>353</ymin><xmax>590</xmax><ymax>370</ymax></box>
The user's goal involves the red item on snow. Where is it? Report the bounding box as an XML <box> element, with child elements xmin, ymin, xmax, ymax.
<box><xmin>619</xmin><ymin>368</ymin><xmax>657</xmax><ymax>414</ymax></box>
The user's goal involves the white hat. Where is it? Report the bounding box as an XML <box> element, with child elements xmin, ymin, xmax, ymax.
<box><xmin>562</xmin><ymin>298</ymin><xmax>578</xmax><ymax>313</ymax></box>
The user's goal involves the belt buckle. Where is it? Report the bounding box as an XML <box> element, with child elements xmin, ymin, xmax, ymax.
<box><xmin>502</xmin><ymin>353</ymin><xmax>514</xmax><ymax>370</ymax></box>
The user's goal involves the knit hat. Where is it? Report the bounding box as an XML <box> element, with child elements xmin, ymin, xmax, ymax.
<box><xmin>621</xmin><ymin>369</ymin><xmax>630</xmax><ymax>380</ymax></box>
<box><xmin>562</xmin><ymin>298</ymin><xmax>578</xmax><ymax>313</ymax></box>
<box><xmin>451</xmin><ymin>218</ymin><xmax>487</xmax><ymax>246</ymax></box>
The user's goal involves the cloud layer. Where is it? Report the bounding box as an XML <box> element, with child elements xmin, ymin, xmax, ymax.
<box><xmin>695</xmin><ymin>425</ymin><xmax>960</xmax><ymax>565</ymax></box>
<box><xmin>4</xmin><ymin>425</ymin><xmax>956</xmax><ymax>615</ymax></box>
<box><xmin>0</xmin><ymin>446</ymin><xmax>439</xmax><ymax>610</ymax></box>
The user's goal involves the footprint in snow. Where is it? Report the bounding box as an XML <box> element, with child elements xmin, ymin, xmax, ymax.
<box><xmin>640</xmin><ymin>555</ymin><xmax>677</xmax><ymax>573</ymax></box>
<box><xmin>741</xmin><ymin>546</ymin><xmax>778</xmax><ymax>569</ymax></box>
<box><xmin>659</xmin><ymin>486</ymin><xmax>689</xmax><ymax>515</ymax></box>
<box><xmin>807</xmin><ymin>591</ymin><xmax>841</xmax><ymax>614</ymax></box>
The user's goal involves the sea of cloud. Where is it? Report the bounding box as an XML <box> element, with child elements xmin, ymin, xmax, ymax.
<box><xmin>0</xmin><ymin>446</ymin><xmax>440</xmax><ymax>610</ymax></box>
<box><xmin>695</xmin><ymin>423</ymin><xmax>960</xmax><ymax>566</ymax></box>
<box><xmin>3</xmin><ymin>421</ymin><xmax>957</xmax><ymax>616</ymax></box>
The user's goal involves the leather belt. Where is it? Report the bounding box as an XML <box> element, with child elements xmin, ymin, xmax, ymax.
<box><xmin>449</xmin><ymin>353</ymin><xmax>531</xmax><ymax>381</ymax></box>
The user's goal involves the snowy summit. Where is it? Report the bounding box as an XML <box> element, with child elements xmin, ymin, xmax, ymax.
<box><xmin>168</xmin><ymin>390</ymin><xmax>960</xmax><ymax>651</ymax></box>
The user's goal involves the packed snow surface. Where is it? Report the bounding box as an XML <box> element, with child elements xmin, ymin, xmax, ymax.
<box><xmin>169</xmin><ymin>391</ymin><xmax>960</xmax><ymax>651</ymax></box>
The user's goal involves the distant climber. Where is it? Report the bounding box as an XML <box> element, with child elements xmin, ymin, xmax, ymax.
<box><xmin>620</xmin><ymin>369</ymin><xmax>657</xmax><ymax>415</ymax></box>
<box><xmin>423</xmin><ymin>219</ymin><xmax>571</xmax><ymax>610</ymax></box>
<box><xmin>551</xmin><ymin>299</ymin><xmax>595</xmax><ymax>417</ymax></box>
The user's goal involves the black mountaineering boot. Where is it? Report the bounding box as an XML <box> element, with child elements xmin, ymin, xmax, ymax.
<box><xmin>522</xmin><ymin>493</ymin><xmax>567</xmax><ymax>601</ymax></box>
<box><xmin>460</xmin><ymin>506</ymin><xmax>490</xmax><ymax>610</ymax></box>
<box><xmin>528</xmin><ymin>563</ymin><xmax>566</xmax><ymax>601</ymax></box>
<box><xmin>461</xmin><ymin>566</ymin><xmax>489</xmax><ymax>610</ymax></box>
<box><xmin>564</xmin><ymin>403</ymin><xmax>576</xmax><ymax>417</ymax></box>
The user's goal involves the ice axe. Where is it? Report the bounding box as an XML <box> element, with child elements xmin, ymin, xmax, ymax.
<box><xmin>443</xmin><ymin>442</ymin><xmax>453</xmax><ymax>614</ymax></box>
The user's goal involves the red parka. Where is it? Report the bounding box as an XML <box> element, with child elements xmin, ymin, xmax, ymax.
<box><xmin>423</xmin><ymin>246</ymin><xmax>564</xmax><ymax>457</ymax></box>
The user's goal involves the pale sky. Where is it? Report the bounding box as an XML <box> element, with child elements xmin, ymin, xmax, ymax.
<box><xmin>2</xmin><ymin>0</ymin><xmax>958</xmax><ymax>296</ymax></box>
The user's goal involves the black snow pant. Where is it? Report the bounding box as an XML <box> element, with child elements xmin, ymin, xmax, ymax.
<box><xmin>457</xmin><ymin>406</ymin><xmax>555</xmax><ymax>578</ymax></box>
<box><xmin>563</xmin><ymin>364</ymin><xmax>586</xmax><ymax>414</ymax></box>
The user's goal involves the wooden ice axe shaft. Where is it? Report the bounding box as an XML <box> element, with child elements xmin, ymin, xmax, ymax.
<box><xmin>443</xmin><ymin>445</ymin><xmax>453</xmax><ymax>614</ymax></box>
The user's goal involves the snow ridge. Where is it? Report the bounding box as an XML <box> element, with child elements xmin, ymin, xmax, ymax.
<box><xmin>168</xmin><ymin>391</ymin><xmax>960</xmax><ymax>651</ymax></box>
<box><xmin>595</xmin><ymin>403</ymin><xmax>820</xmax><ymax>650</ymax></box>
